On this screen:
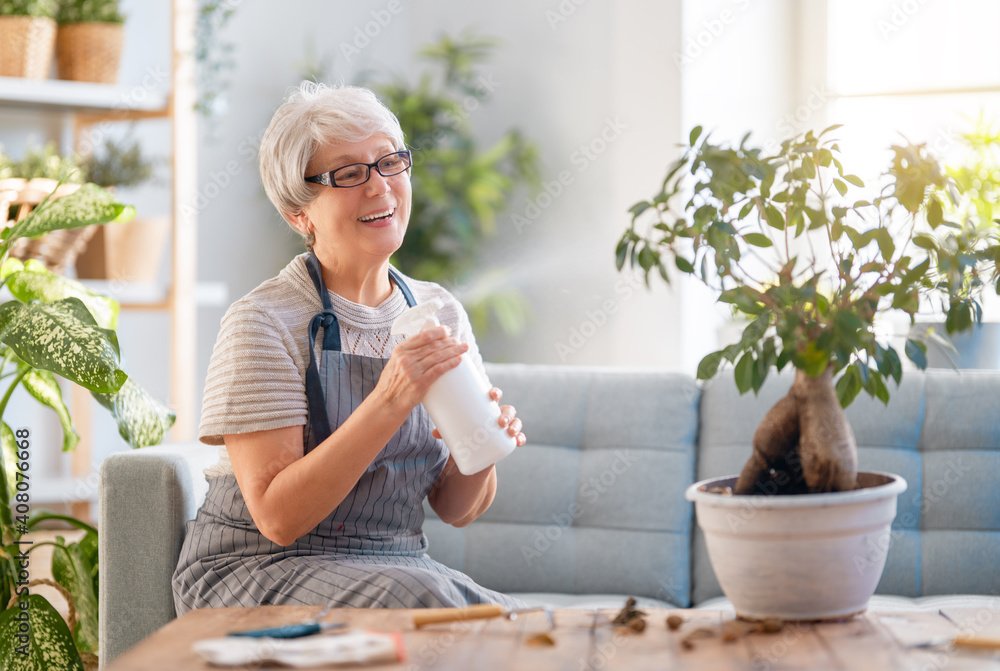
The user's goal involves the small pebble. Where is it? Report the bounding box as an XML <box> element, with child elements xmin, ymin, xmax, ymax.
<box><xmin>687</xmin><ymin>627</ymin><xmax>716</xmax><ymax>640</ymax></box>
<box><xmin>666</xmin><ymin>614</ymin><xmax>684</xmax><ymax>631</ymax></box>
<box><xmin>628</xmin><ymin>618</ymin><xmax>647</xmax><ymax>633</ymax></box>
<box><xmin>721</xmin><ymin>622</ymin><xmax>742</xmax><ymax>643</ymax></box>
<box><xmin>526</xmin><ymin>633</ymin><xmax>556</xmax><ymax>647</ymax></box>
<box><xmin>759</xmin><ymin>619</ymin><xmax>784</xmax><ymax>633</ymax></box>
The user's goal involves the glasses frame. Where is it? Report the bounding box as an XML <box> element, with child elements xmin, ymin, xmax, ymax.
<box><xmin>304</xmin><ymin>150</ymin><xmax>412</xmax><ymax>188</ymax></box>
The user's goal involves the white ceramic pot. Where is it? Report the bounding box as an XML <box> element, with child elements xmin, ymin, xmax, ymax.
<box><xmin>686</xmin><ymin>471</ymin><xmax>907</xmax><ymax>621</ymax></box>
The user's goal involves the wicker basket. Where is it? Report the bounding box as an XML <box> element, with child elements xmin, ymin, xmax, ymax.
<box><xmin>1</xmin><ymin>177</ymin><xmax>97</xmax><ymax>275</ymax></box>
<box><xmin>55</xmin><ymin>21</ymin><xmax>123</xmax><ymax>84</ymax></box>
<box><xmin>0</xmin><ymin>15</ymin><xmax>57</xmax><ymax>79</ymax></box>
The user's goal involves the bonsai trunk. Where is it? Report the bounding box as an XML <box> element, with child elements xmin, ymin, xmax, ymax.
<box><xmin>734</xmin><ymin>368</ymin><xmax>858</xmax><ymax>495</ymax></box>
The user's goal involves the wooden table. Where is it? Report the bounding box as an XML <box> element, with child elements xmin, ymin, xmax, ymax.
<box><xmin>105</xmin><ymin>605</ymin><xmax>1000</xmax><ymax>670</ymax></box>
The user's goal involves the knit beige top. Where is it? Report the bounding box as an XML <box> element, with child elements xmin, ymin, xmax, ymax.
<box><xmin>198</xmin><ymin>253</ymin><xmax>486</xmax><ymax>478</ymax></box>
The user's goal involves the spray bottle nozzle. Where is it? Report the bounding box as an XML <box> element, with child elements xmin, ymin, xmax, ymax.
<box><xmin>390</xmin><ymin>298</ymin><xmax>446</xmax><ymax>337</ymax></box>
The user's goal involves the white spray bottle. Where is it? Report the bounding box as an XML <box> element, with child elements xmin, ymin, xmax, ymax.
<box><xmin>391</xmin><ymin>299</ymin><xmax>517</xmax><ymax>475</ymax></box>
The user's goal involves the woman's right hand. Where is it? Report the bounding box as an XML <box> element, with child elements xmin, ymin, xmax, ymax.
<box><xmin>375</xmin><ymin>325</ymin><xmax>468</xmax><ymax>411</ymax></box>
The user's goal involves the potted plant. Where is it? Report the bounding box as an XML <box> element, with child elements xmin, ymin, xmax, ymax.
<box><xmin>55</xmin><ymin>0</ymin><xmax>125</xmax><ymax>84</ymax></box>
<box><xmin>1</xmin><ymin>143</ymin><xmax>89</xmax><ymax>276</ymax></box>
<box><xmin>616</xmin><ymin>126</ymin><xmax>1000</xmax><ymax>620</ymax></box>
<box><xmin>913</xmin><ymin>115</ymin><xmax>1000</xmax><ymax>367</ymax></box>
<box><xmin>75</xmin><ymin>135</ymin><xmax>169</xmax><ymax>283</ymax></box>
<box><xmin>0</xmin><ymin>0</ymin><xmax>58</xmax><ymax>79</ymax></box>
<box><xmin>0</xmin><ymin>183</ymin><xmax>175</xmax><ymax>669</ymax></box>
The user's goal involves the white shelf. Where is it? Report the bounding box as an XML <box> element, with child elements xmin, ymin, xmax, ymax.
<box><xmin>30</xmin><ymin>477</ymin><xmax>97</xmax><ymax>505</ymax></box>
<box><xmin>0</xmin><ymin>76</ymin><xmax>168</xmax><ymax>112</ymax></box>
<box><xmin>78</xmin><ymin>280</ymin><xmax>229</xmax><ymax>307</ymax></box>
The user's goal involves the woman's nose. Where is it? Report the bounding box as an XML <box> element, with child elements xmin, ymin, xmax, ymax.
<box><xmin>365</xmin><ymin>169</ymin><xmax>391</xmax><ymax>196</ymax></box>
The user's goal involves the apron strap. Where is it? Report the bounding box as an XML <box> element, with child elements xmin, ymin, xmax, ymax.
<box><xmin>388</xmin><ymin>266</ymin><xmax>418</xmax><ymax>307</ymax></box>
<box><xmin>302</xmin><ymin>253</ymin><xmax>418</xmax><ymax>448</ymax></box>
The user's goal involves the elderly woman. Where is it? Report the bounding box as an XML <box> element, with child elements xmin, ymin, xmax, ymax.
<box><xmin>172</xmin><ymin>82</ymin><xmax>526</xmax><ymax>612</ymax></box>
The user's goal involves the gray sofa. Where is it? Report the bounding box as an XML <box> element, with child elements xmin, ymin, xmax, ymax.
<box><xmin>98</xmin><ymin>364</ymin><xmax>1000</xmax><ymax>665</ymax></box>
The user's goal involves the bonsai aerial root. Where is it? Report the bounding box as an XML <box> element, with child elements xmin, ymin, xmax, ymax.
<box><xmin>734</xmin><ymin>368</ymin><xmax>858</xmax><ymax>495</ymax></box>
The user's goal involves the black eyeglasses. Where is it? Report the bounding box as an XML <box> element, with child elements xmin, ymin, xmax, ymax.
<box><xmin>305</xmin><ymin>150</ymin><xmax>412</xmax><ymax>188</ymax></box>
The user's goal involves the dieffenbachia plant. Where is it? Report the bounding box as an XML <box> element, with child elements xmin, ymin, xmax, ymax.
<box><xmin>0</xmin><ymin>183</ymin><xmax>175</xmax><ymax>669</ymax></box>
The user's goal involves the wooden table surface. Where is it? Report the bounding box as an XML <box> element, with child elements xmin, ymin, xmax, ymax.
<box><xmin>105</xmin><ymin>605</ymin><xmax>1000</xmax><ymax>670</ymax></box>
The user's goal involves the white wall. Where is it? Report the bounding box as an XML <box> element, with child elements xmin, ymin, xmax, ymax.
<box><xmin>196</xmin><ymin>1</ymin><xmax>686</xmax><ymax>374</ymax></box>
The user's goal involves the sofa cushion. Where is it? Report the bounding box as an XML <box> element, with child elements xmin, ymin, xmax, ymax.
<box><xmin>693</xmin><ymin>369</ymin><xmax>1000</xmax><ymax>605</ymax></box>
<box><xmin>423</xmin><ymin>364</ymin><xmax>701</xmax><ymax>607</ymax></box>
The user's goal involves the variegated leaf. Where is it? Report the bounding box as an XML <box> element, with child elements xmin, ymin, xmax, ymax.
<box><xmin>51</xmin><ymin>534</ymin><xmax>99</xmax><ymax>654</ymax></box>
<box><xmin>21</xmin><ymin>370</ymin><xmax>79</xmax><ymax>453</ymax></box>
<box><xmin>0</xmin><ymin>298</ymin><xmax>126</xmax><ymax>394</ymax></box>
<box><xmin>93</xmin><ymin>377</ymin><xmax>176</xmax><ymax>449</ymax></box>
<box><xmin>1</xmin><ymin>422</ymin><xmax>16</xmax><ymax>527</ymax></box>
<box><xmin>5</xmin><ymin>262</ymin><xmax>119</xmax><ymax>331</ymax></box>
<box><xmin>0</xmin><ymin>594</ymin><xmax>85</xmax><ymax>671</ymax></box>
<box><xmin>4</xmin><ymin>183</ymin><xmax>134</xmax><ymax>245</ymax></box>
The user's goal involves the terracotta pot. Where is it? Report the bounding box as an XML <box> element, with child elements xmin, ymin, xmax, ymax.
<box><xmin>75</xmin><ymin>215</ymin><xmax>169</xmax><ymax>283</ymax></box>
<box><xmin>686</xmin><ymin>471</ymin><xmax>907</xmax><ymax>621</ymax></box>
<box><xmin>0</xmin><ymin>16</ymin><xmax>56</xmax><ymax>79</ymax></box>
<box><xmin>55</xmin><ymin>21</ymin><xmax>123</xmax><ymax>84</ymax></box>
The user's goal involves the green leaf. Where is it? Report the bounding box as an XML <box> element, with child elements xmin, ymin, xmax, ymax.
<box><xmin>4</xmin><ymin>183</ymin><xmax>134</xmax><ymax>248</ymax></box>
<box><xmin>875</xmin><ymin>228</ymin><xmax>896</xmax><ymax>261</ymax></box>
<box><xmin>764</xmin><ymin>204</ymin><xmax>785</xmax><ymax>230</ymax></box>
<box><xmin>0</xmin><ymin>594</ymin><xmax>85</xmax><ymax>670</ymax></box>
<box><xmin>743</xmin><ymin>233</ymin><xmax>773</xmax><ymax>248</ymax></box>
<box><xmin>615</xmin><ymin>237</ymin><xmax>630</xmax><ymax>271</ymax></box>
<box><xmin>0</xmin><ymin>298</ymin><xmax>126</xmax><ymax>394</ymax></box>
<box><xmin>864</xmin><ymin>370</ymin><xmax>890</xmax><ymax>405</ymax></box>
<box><xmin>912</xmin><ymin>233</ymin><xmax>936</xmax><ymax>250</ymax></box>
<box><xmin>836</xmin><ymin>365</ymin><xmax>863</xmax><ymax>408</ymax></box>
<box><xmin>884</xmin><ymin>345</ymin><xmax>903</xmax><ymax>384</ymax></box>
<box><xmin>628</xmin><ymin>201</ymin><xmax>652</xmax><ymax>219</ymax></box>
<box><xmin>51</xmin><ymin>534</ymin><xmax>99</xmax><ymax>654</ymax></box>
<box><xmin>844</xmin><ymin>174</ymin><xmax>865</xmax><ymax>187</ymax></box>
<box><xmin>1</xmin><ymin>422</ymin><xmax>20</xmax><ymax>514</ymax></box>
<box><xmin>927</xmin><ymin>197</ymin><xmax>943</xmax><ymax>227</ymax></box>
<box><xmin>905</xmin><ymin>338</ymin><xmax>928</xmax><ymax>369</ymax></box>
<box><xmin>92</xmin><ymin>377</ymin><xmax>177</xmax><ymax>449</ymax></box>
<box><xmin>734</xmin><ymin>352</ymin><xmax>755</xmax><ymax>394</ymax></box>
<box><xmin>674</xmin><ymin>256</ymin><xmax>695</xmax><ymax>274</ymax></box>
<box><xmin>689</xmin><ymin>125</ymin><xmax>703</xmax><ymax>146</ymax></box>
<box><xmin>834</xmin><ymin>179</ymin><xmax>848</xmax><ymax>196</ymax></box>
<box><xmin>21</xmin><ymin>369</ymin><xmax>79</xmax><ymax>452</ymax></box>
<box><xmin>697</xmin><ymin>350</ymin><xmax>725</xmax><ymax>380</ymax></box>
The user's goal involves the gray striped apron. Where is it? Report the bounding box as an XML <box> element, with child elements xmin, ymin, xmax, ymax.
<box><xmin>172</xmin><ymin>254</ymin><xmax>524</xmax><ymax>613</ymax></box>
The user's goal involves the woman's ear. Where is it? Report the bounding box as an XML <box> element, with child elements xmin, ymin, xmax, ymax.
<box><xmin>286</xmin><ymin>210</ymin><xmax>313</xmax><ymax>236</ymax></box>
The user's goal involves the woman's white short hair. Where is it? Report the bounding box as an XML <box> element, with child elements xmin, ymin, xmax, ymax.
<box><xmin>258</xmin><ymin>81</ymin><xmax>405</xmax><ymax>244</ymax></box>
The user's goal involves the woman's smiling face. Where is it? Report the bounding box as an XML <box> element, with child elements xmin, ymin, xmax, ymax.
<box><xmin>301</xmin><ymin>134</ymin><xmax>412</xmax><ymax>265</ymax></box>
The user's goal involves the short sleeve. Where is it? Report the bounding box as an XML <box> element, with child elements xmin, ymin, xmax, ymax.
<box><xmin>198</xmin><ymin>300</ymin><xmax>308</xmax><ymax>445</ymax></box>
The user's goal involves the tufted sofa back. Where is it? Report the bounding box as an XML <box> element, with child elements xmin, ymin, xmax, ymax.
<box><xmin>423</xmin><ymin>364</ymin><xmax>702</xmax><ymax>607</ymax></box>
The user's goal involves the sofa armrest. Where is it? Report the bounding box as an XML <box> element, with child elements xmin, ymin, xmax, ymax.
<box><xmin>98</xmin><ymin>441</ymin><xmax>216</xmax><ymax>666</ymax></box>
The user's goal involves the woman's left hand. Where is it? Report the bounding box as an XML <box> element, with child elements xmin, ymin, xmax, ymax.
<box><xmin>489</xmin><ymin>386</ymin><xmax>526</xmax><ymax>447</ymax></box>
<box><xmin>431</xmin><ymin>387</ymin><xmax>526</xmax><ymax>447</ymax></box>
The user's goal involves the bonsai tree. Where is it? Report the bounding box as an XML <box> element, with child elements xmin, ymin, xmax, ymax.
<box><xmin>0</xmin><ymin>184</ymin><xmax>175</xmax><ymax>668</ymax></box>
<box><xmin>617</xmin><ymin>125</ymin><xmax>1000</xmax><ymax>495</ymax></box>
